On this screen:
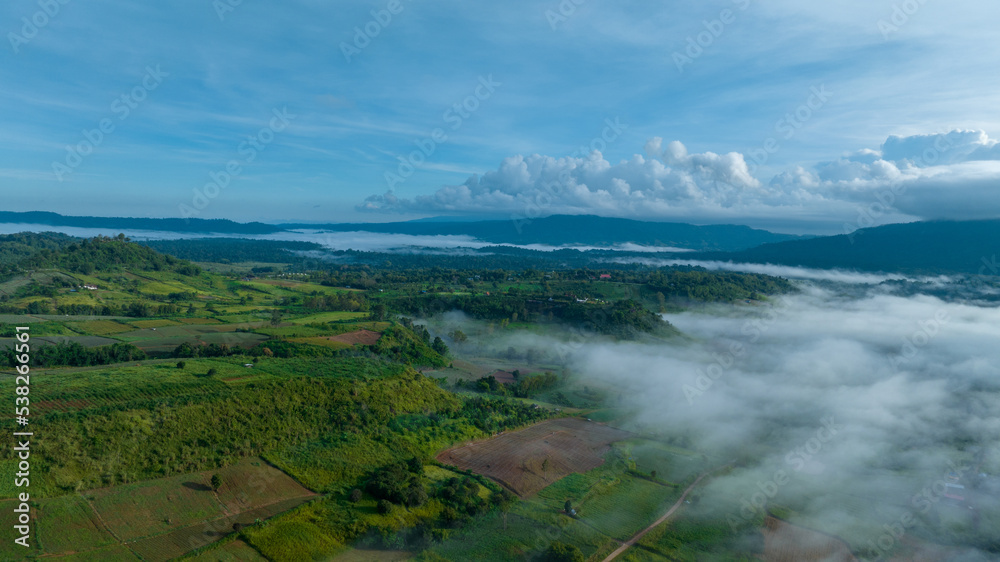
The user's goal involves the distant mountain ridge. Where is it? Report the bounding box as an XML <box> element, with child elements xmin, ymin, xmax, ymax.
<box><xmin>0</xmin><ymin>211</ymin><xmax>281</xmax><ymax>234</ymax></box>
<box><xmin>280</xmin><ymin>215</ymin><xmax>806</xmax><ymax>252</ymax></box>
<box><xmin>690</xmin><ymin>219</ymin><xmax>1000</xmax><ymax>275</ymax></box>
<box><xmin>0</xmin><ymin>212</ymin><xmax>804</xmax><ymax>252</ymax></box>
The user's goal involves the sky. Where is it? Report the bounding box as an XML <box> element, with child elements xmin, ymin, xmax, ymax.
<box><xmin>2</xmin><ymin>0</ymin><xmax>999</xmax><ymax>233</ymax></box>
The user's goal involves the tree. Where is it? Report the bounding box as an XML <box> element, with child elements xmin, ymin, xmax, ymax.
<box><xmin>564</xmin><ymin>499</ymin><xmax>572</xmax><ymax>513</ymax></box>
<box><xmin>431</xmin><ymin>336</ymin><xmax>449</xmax><ymax>356</ymax></box>
<box><xmin>405</xmin><ymin>487</ymin><xmax>429</xmax><ymax>507</ymax></box>
<box><xmin>270</xmin><ymin>308</ymin><xmax>283</xmax><ymax>327</ymax></box>
<box><xmin>211</xmin><ymin>474</ymin><xmax>222</xmax><ymax>491</ymax></box>
<box><xmin>176</xmin><ymin>361</ymin><xmax>185</xmax><ymax>369</ymax></box>
<box><xmin>207</xmin><ymin>368</ymin><xmax>217</xmax><ymax>377</ymax></box>
<box><xmin>497</xmin><ymin>489</ymin><xmax>516</xmax><ymax>530</ymax></box>
<box><xmin>650</xmin><ymin>470</ymin><xmax>657</xmax><ymax>480</ymax></box>
<box><xmin>370</xmin><ymin>303</ymin><xmax>387</xmax><ymax>321</ymax></box>
<box><xmin>542</xmin><ymin>541</ymin><xmax>584</xmax><ymax>562</ymax></box>
<box><xmin>376</xmin><ymin>499</ymin><xmax>392</xmax><ymax>515</ymax></box>
<box><xmin>350</xmin><ymin>488</ymin><xmax>362</xmax><ymax>502</ymax></box>
<box><xmin>449</xmin><ymin>329</ymin><xmax>467</xmax><ymax>343</ymax></box>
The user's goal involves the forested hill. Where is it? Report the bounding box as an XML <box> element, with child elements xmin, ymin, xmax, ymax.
<box><xmin>15</xmin><ymin>234</ymin><xmax>202</xmax><ymax>275</ymax></box>
<box><xmin>0</xmin><ymin>232</ymin><xmax>76</xmax><ymax>268</ymax></box>
<box><xmin>0</xmin><ymin>211</ymin><xmax>280</xmax><ymax>234</ymax></box>
<box><xmin>691</xmin><ymin>219</ymin><xmax>1000</xmax><ymax>275</ymax></box>
<box><xmin>283</xmin><ymin>215</ymin><xmax>805</xmax><ymax>251</ymax></box>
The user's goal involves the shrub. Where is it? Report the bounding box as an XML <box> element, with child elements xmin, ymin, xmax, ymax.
<box><xmin>541</xmin><ymin>541</ymin><xmax>584</xmax><ymax>562</ymax></box>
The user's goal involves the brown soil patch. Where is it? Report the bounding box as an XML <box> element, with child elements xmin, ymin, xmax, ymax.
<box><xmin>489</xmin><ymin>370</ymin><xmax>516</xmax><ymax>384</ymax></box>
<box><xmin>34</xmin><ymin>398</ymin><xmax>94</xmax><ymax>413</ymax></box>
<box><xmin>328</xmin><ymin>329</ymin><xmax>382</xmax><ymax>346</ymax></box>
<box><xmin>436</xmin><ymin>417</ymin><xmax>631</xmax><ymax>496</ymax></box>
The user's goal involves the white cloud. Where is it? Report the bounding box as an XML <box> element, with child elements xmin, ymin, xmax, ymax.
<box><xmin>359</xmin><ymin>129</ymin><xmax>1000</xmax><ymax>230</ymax></box>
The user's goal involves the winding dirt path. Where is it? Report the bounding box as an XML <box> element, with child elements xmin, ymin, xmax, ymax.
<box><xmin>601</xmin><ymin>466</ymin><xmax>726</xmax><ymax>562</ymax></box>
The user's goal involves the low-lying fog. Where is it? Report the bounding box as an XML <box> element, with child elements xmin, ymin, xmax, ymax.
<box><xmin>427</xmin><ymin>277</ymin><xmax>1000</xmax><ymax>559</ymax></box>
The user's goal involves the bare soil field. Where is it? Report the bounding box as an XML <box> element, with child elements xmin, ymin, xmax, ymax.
<box><xmin>436</xmin><ymin>417</ymin><xmax>631</xmax><ymax>496</ymax></box>
<box><xmin>327</xmin><ymin>329</ymin><xmax>382</xmax><ymax>346</ymax></box>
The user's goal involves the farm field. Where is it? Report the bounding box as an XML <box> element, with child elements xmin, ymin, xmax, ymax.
<box><xmin>328</xmin><ymin>329</ymin><xmax>382</xmax><ymax>346</ymax></box>
<box><xmin>67</xmin><ymin>319</ymin><xmax>134</xmax><ymax>335</ymax></box>
<box><xmin>18</xmin><ymin>458</ymin><xmax>316</xmax><ymax>559</ymax></box>
<box><xmin>436</xmin><ymin>417</ymin><xmax>632</xmax><ymax>496</ymax></box>
<box><xmin>0</xmin><ymin>335</ymin><xmax>118</xmax><ymax>349</ymax></box>
<box><xmin>287</xmin><ymin>311</ymin><xmax>368</xmax><ymax>324</ymax></box>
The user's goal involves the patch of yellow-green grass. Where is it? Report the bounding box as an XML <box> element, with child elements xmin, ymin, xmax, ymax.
<box><xmin>241</xmin><ymin>503</ymin><xmax>342</xmax><ymax>562</ymax></box>
<box><xmin>68</xmin><ymin>319</ymin><xmax>133</xmax><ymax>336</ymax></box>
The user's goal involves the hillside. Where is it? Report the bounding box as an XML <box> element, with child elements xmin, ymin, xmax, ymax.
<box><xmin>693</xmin><ymin>219</ymin><xmax>1000</xmax><ymax>275</ymax></box>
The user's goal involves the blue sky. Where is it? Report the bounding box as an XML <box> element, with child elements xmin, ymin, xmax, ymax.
<box><xmin>2</xmin><ymin>0</ymin><xmax>999</xmax><ymax>232</ymax></box>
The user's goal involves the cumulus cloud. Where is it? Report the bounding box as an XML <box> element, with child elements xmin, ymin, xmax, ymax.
<box><xmin>359</xmin><ymin>129</ymin><xmax>1000</xmax><ymax>230</ymax></box>
<box><xmin>359</xmin><ymin>143</ymin><xmax>792</xmax><ymax>221</ymax></box>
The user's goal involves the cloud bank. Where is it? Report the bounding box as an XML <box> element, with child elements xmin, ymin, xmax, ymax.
<box><xmin>360</xmin><ymin>129</ymin><xmax>1000</xmax><ymax>231</ymax></box>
